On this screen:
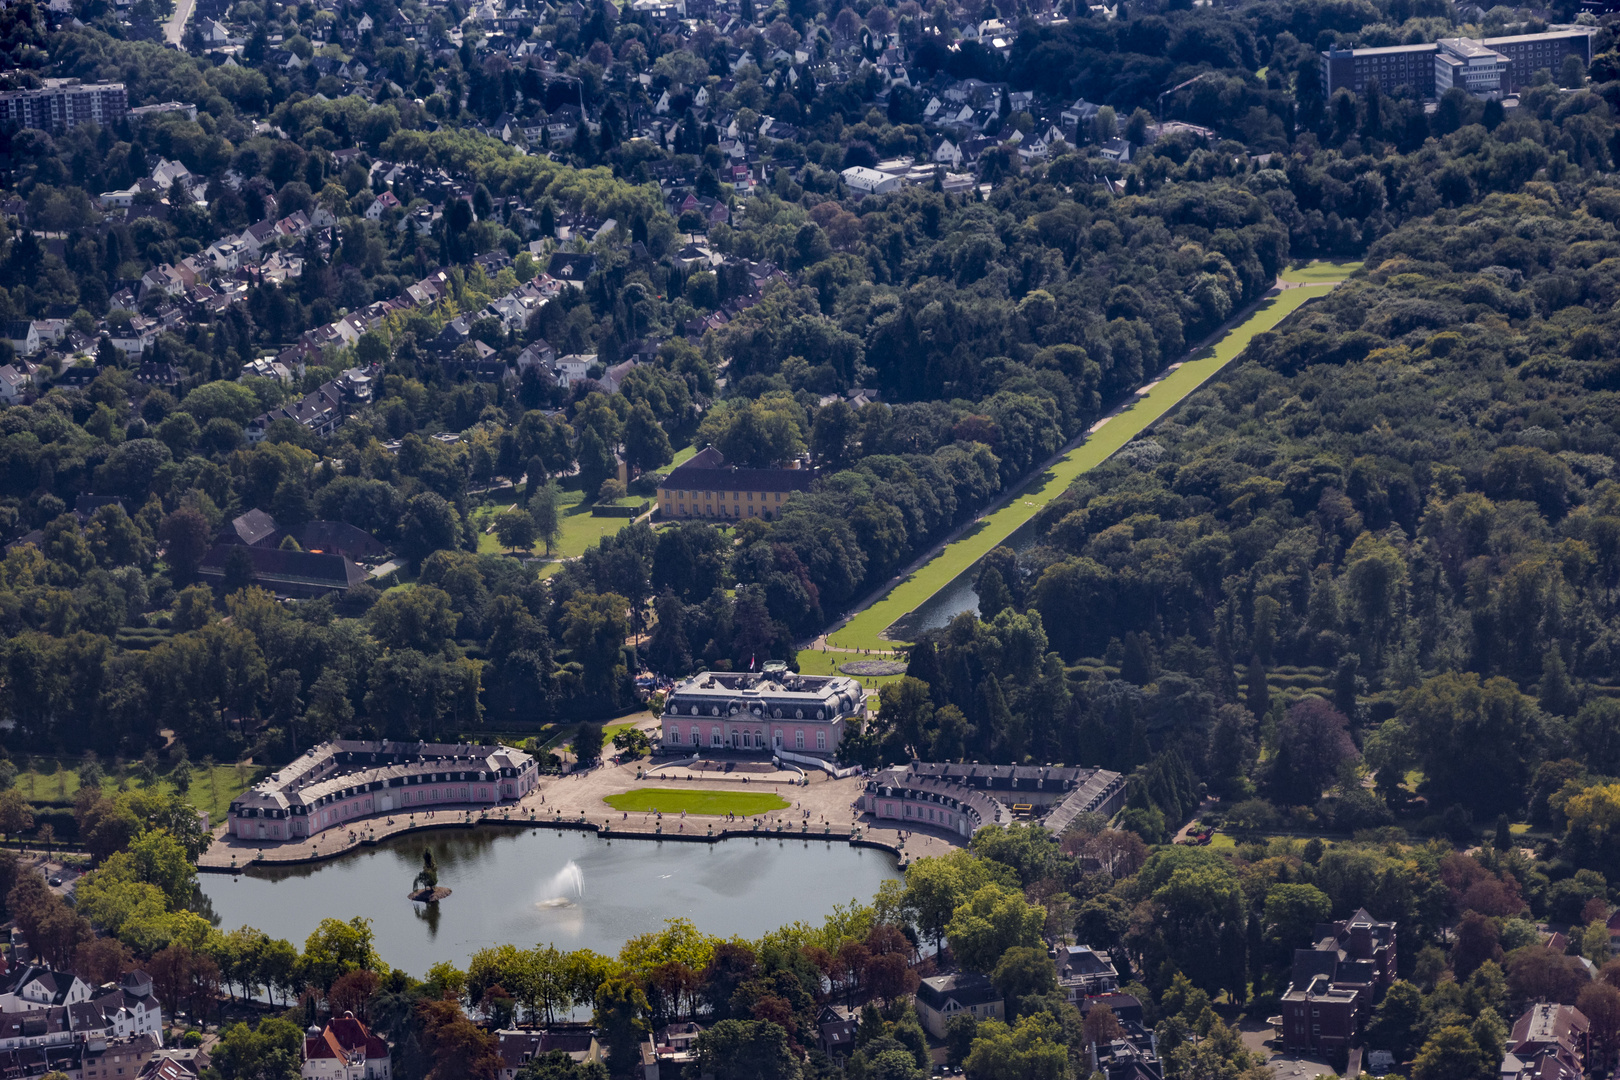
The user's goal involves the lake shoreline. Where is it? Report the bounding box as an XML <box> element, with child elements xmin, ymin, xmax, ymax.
<box><xmin>197</xmin><ymin>816</ymin><xmax>909</xmax><ymax>874</ymax></box>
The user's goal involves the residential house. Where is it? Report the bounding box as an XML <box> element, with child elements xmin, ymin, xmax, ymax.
<box><xmin>647</xmin><ymin>1022</ymin><xmax>700</xmax><ymax>1074</ymax></box>
<box><xmin>241</xmin><ymin>357</ymin><xmax>295</xmax><ymax>383</ymax></box>
<box><xmin>594</xmin><ymin>358</ymin><xmax>639</xmax><ymax>394</ymax></box>
<box><xmin>134</xmin><ymin>362</ymin><xmax>185</xmax><ymax>388</ymax></box>
<box><xmin>494</xmin><ymin>1029</ymin><xmax>600</xmax><ymax>1080</ymax></box>
<box><xmin>1099</xmin><ymin>138</ymin><xmax>1132</xmax><ymax>163</ymax></box>
<box><xmin>914</xmin><ymin>972</ymin><xmax>1004</xmax><ymax>1039</ymax></box>
<box><xmin>1055</xmin><ymin>946</ymin><xmax>1119</xmax><ymax>1002</ymax></box>
<box><xmin>0</xmin><ymin>970</ymin><xmax>162</xmax><ymax>1051</ymax></box>
<box><xmin>515</xmin><ymin>340</ymin><xmax>556</xmax><ymax>374</ymax></box>
<box><xmin>109</xmin><ymin>317</ymin><xmax>158</xmax><ymax>357</ymax></box>
<box><xmin>1502</xmin><ymin>1003</ymin><xmax>1589</xmax><ymax>1080</ymax></box>
<box><xmin>816</xmin><ymin>1006</ymin><xmax>857</xmax><ymax>1058</ymax></box>
<box><xmin>0</xmin><ymin>364</ymin><xmax>31</xmax><ymax>402</ymax></box>
<box><xmin>5</xmin><ymin>321</ymin><xmax>39</xmax><ymax>357</ymax></box>
<box><xmin>551</xmin><ymin>353</ymin><xmax>597</xmax><ymax>387</ymax></box>
<box><xmin>673</xmin><ymin>241</ymin><xmax>718</xmax><ymax>271</ymax></box>
<box><xmin>1145</xmin><ymin>120</ymin><xmax>1217</xmax><ymax>144</ymax></box>
<box><xmin>246</xmin><ymin>383</ymin><xmax>344</xmax><ymax>443</ymax></box>
<box><xmin>366</xmin><ymin>191</ymin><xmax>401</xmax><ymax>220</ymax></box>
<box><xmin>85</xmin><ymin>1032</ymin><xmax>210</xmax><ymax>1080</ymax></box>
<box><xmin>547</xmin><ymin>252</ymin><xmax>597</xmax><ymax>282</ymax></box>
<box><xmin>0</xmin><ymin>966</ymin><xmax>92</xmax><ymax>1013</ymax></box>
<box><xmin>302</xmin><ymin>1013</ymin><xmax>391</xmax><ymax>1080</ymax></box>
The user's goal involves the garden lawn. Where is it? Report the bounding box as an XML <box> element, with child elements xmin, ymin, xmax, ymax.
<box><xmin>793</xmin><ymin>647</ymin><xmax>910</xmax><ymax>692</ymax></box>
<box><xmin>1280</xmin><ymin>260</ymin><xmax>1363</xmax><ymax>283</ymax></box>
<box><xmin>814</xmin><ymin>282</ymin><xmax>1344</xmax><ymax>656</ymax></box>
<box><xmin>472</xmin><ymin>487</ymin><xmax>647</xmax><ymax>570</ymax></box>
<box><xmin>603</xmin><ymin>788</ymin><xmax>791</xmax><ymax>816</ymax></box>
<box><xmin>475</xmin><ymin>448</ymin><xmax>696</xmax><ymax>571</ymax></box>
<box><xmin>15</xmin><ymin>760</ymin><xmax>261</xmax><ymax>824</ymax></box>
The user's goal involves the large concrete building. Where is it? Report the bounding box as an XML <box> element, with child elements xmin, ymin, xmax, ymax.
<box><xmin>660</xmin><ymin>665</ymin><xmax>863</xmax><ymax>758</ymax></box>
<box><xmin>228</xmin><ymin>740</ymin><xmax>539</xmax><ymax>841</ymax></box>
<box><xmin>1321</xmin><ymin>29</ymin><xmax>1594</xmax><ymax>99</ymax></box>
<box><xmin>0</xmin><ymin>80</ymin><xmax>128</xmax><ymax>133</ymax></box>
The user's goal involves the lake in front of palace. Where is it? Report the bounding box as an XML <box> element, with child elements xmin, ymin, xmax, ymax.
<box><xmin>198</xmin><ymin>826</ymin><xmax>902</xmax><ymax>974</ymax></box>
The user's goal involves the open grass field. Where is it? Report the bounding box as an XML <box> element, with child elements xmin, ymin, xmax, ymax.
<box><xmin>1280</xmin><ymin>260</ymin><xmax>1363</xmax><ymax>283</ymax></box>
<box><xmin>602</xmin><ymin>787</ymin><xmax>791</xmax><ymax>816</ymax></box>
<box><xmin>472</xmin><ymin>446</ymin><xmax>697</xmax><ymax>575</ymax></box>
<box><xmin>15</xmin><ymin>759</ymin><xmax>261</xmax><ymax>823</ymax></box>
<box><xmin>812</xmin><ymin>281</ymin><xmax>1344</xmax><ymax>656</ymax></box>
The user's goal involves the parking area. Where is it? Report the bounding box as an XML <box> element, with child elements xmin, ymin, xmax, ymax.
<box><xmin>1236</xmin><ymin>1021</ymin><xmax>1353</xmax><ymax>1080</ymax></box>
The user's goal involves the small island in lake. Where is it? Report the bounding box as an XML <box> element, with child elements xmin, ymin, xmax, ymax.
<box><xmin>408</xmin><ymin>848</ymin><xmax>451</xmax><ymax>903</ymax></box>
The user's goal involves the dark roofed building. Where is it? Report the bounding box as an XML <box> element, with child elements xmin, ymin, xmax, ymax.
<box><xmin>198</xmin><ymin>544</ymin><xmax>368</xmax><ymax>599</ymax></box>
<box><xmin>1082</xmin><ymin>993</ymin><xmax>1144</xmax><ymax>1026</ymax></box>
<box><xmin>547</xmin><ymin>252</ymin><xmax>597</xmax><ymax>281</ymax></box>
<box><xmin>915</xmin><ymin>972</ymin><xmax>1003</xmax><ymax>1039</ymax></box>
<box><xmin>1278</xmin><ymin>908</ymin><xmax>1397</xmax><ymax>1053</ymax></box>
<box><xmin>816</xmin><ymin>1006</ymin><xmax>857</xmax><ymax>1058</ymax></box>
<box><xmin>75</xmin><ymin>494</ymin><xmax>128</xmax><ymax>517</ymax></box>
<box><xmin>293</xmin><ymin>520</ymin><xmax>386</xmax><ymax>561</ymax></box>
<box><xmin>1055</xmin><ymin>945</ymin><xmax>1118</xmax><ymax>1000</ymax></box>
<box><xmin>494</xmin><ymin>1028</ymin><xmax>600</xmax><ymax>1079</ymax></box>
<box><xmin>657</xmin><ymin>447</ymin><xmax>815</xmax><ymax>522</ymax></box>
<box><xmin>221</xmin><ymin>508</ymin><xmax>279</xmax><ymax>547</ymax></box>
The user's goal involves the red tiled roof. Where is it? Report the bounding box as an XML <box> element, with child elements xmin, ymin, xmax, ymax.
<box><xmin>305</xmin><ymin>1017</ymin><xmax>388</xmax><ymax>1061</ymax></box>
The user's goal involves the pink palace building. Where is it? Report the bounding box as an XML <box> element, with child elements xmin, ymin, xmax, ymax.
<box><xmin>228</xmin><ymin>739</ymin><xmax>538</xmax><ymax>841</ymax></box>
<box><xmin>661</xmin><ymin>665</ymin><xmax>865</xmax><ymax>758</ymax></box>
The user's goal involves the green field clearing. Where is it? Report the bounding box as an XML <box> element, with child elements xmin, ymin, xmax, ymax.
<box><xmin>1280</xmin><ymin>261</ymin><xmax>1363</xmax><ymax>283</ymax></box>
<box><xmin>603</xmin><ymin>787</ymin><xmax>791</xmax><ymax>816</ymax></box>
<box><xmin>811</xmin><ymin>281</ymin><xmax>1343</xmax><ymax>656</ymax></box>
<box><xmin>15</xmin><ymin>760</ymin><xmax>261</xmax><ymax>823</ymax></box>
<box><xmin>471</xmin><ymin>446</ymin><xmax>697</xmax><ymax>572</ymax></box>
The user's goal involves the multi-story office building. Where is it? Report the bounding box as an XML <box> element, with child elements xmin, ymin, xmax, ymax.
<box><xmin>0</xmin><ymin>80</ymin><xmax>127</xmax><ymax>132</ymax></box>
<box><xmin>1321</xmin><ymin>28</ymin><xmax>1593</xmax><ymax>98</ymax></box>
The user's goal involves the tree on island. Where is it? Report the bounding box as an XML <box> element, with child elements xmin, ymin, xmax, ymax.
<box><xmin>413</xmin><ymin>848</ymin><xmax>449</xmax><ymax>901</ymax></box>
<box><xmin>416</xmin><ymin>849</ymin><xmax>438</xmax><ymax>891</ymax></box>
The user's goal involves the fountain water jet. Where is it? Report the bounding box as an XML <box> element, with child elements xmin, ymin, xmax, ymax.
<box><xmin>537</xmin><ymin>860</ymin><xmax>584</xmax><ymax>908</ymax></box>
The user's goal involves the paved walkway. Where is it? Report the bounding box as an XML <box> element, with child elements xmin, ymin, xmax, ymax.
<box><xmin>199</xmin><ymin>751</ymin><xmax>969</xmax><ymax>871</ymax></box>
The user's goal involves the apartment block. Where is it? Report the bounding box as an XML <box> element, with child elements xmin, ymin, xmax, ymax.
<box><xmin>0</xmin><ymin>80</ymin><xmax>127</xmax><ymax>132</ymax></box>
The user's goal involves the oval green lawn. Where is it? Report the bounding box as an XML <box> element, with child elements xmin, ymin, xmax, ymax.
<box><xmin>603</xmin><ymin>788</ymin><xmax>792</xmax><ymax>816</ymax></box>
